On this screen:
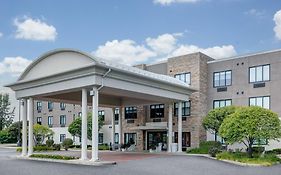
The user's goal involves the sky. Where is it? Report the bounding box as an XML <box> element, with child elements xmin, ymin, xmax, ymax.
<box><xmin>0</xmin><ymin>0</ymin><xmax>281</xmax><ymax>87</ymax></box>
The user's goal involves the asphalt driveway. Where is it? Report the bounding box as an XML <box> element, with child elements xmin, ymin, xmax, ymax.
<box><xmin>1</xmin><ymin>147</ymin><xmax>281</xmax><ymax>175</ymax></box>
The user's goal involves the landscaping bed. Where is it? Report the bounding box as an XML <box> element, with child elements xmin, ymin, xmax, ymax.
<box><xmin>30</xmin><ymin>154</ymin><xmax>78</xmax><ymax>160</ymax></box>
<box><xmin>216</xmin><ymin>151</ymin><xmax>281</xmax><ymax>166</ymax></box>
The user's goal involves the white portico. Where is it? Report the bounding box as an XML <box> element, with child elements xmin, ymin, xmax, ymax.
<box><xmin>6</xmin><ymin>49</ymin><xmax>195</xmax><ymax>161</ymax></box>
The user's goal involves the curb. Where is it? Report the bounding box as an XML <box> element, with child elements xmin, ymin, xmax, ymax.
<box><xmin>13</xmin><ymin>156</ymin><xmax>117</xmax><ymax>166</ymax></box>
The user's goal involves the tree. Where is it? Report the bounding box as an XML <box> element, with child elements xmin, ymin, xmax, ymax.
<box><xmin>7</xmin><ymin>121</ymin><xmax>22</xmax><ymax>143</ymax></box>
<box><xmin>68</xmin><ymin>113</ymin><xmax>104</xmax><ymax>140</ymax></box>
<box><xmin>33</xmin><ymin>124</ymin><xmax>54</xmax><ymax>145</ymax></box>
<box><xmin>203</xmin><ymin>106</ymin><xmax>236</xmax><ymax>141</ymax></box>
<box><xmin>0</xmin><ymin>94</ymin><xmax>15</xmax><ymax>130</ymax></box>
<box><xmin>219</xmin><ymin>106</ymin><xmax>281</xmax><ymax>158</ymax></box>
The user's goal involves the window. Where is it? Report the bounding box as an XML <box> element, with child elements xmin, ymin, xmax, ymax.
<box><xmin>174</xmin><ymin>101</ymin><xmax>191</xmax><ymax>116</ymax></box>
<box><xmin>175</xmin><ymin>132</ymin><xmax>191</xmax><ymax>148</ymax></box>
<box><xmin>114</xmin><ymin>108</ymin><xmax>119</xmax><ymax>124</ymax></box>
<box><xmin>115</xmin><ymin>133</ymin><xmax>119</xmax><ymax>144</ymax></box>
<box><xmin>98</xmin><ymin>133</ymin><xmax>103</xmax><ymax>144</ymax></box>
<box><xmin>36</xmin><ymin>101</ymin><xmax>42</xmax><ymax>112</ymax></box>
<box><xmin>60</xmin><ymin>134</ymin><xmax>66</xmax><ymax>142</ymax></box>
<box><xmin>175</xmin><ymin>72</ymin><xmax>191</xmax><ymax>85</ymax></box>
<box><xmin>60</xmin><ymin>102</ymin><xmax>66</xmax><ymax>110</ymax></box>
<box><xmin>47</xmin><ymin>101</ymin><xmax>53</xmax><ymax>111</ymax></box>
<box><xmin>249</xmin><ymin>96</ymin><xmax>270</xmax><ymax>109</ymax></box>
<box><xmin>37</xmin><ymin>117</ymin><xmax>42</xmax><ymax>125</ymax></box>
<box><xmin>150</xmin><ymin>104</ymin><xmax>164</xmax><ymax>118</ymax></box>
<box><xmin>48</xmin><ymin>116</ymin><xmax>53</xmax><ymax>126</ymax></box>
<box><xmin>213</xmin><ymin>70</ymin><xmax>232</xmax><ymax>87</ymax></box>
<box><xmin>78</xmin><ymin>112</ymin><xmax>82</xmax><ymax>117</ymax></box>
<box><xmin>125</xmin><ymin>106</ymin><xmax>137</xmax><ymax>119</ymax></box>
<box><xmin>60</xmin><ymin>115</ymin><xmax>66</xmax><ymax>126</ymax></box>
<box><xmin>253</xmin><ymin>138</ymin><xmax>268</xmax><ymax>145</ymax></box>
<box><xmin>249</xmin><ymin>65</ymin><xmax>270</xmax><ymax>83</ymax></box>
<box><xmin>98</xmin><ymin>110</ymin><xmax>105</xmax><ymax>121</ymax></box>
<box><xmin>124</xmin><ymin>133</ymin><xmax>136</xmax><ymax>145</ymax></box>
<box><xmin>213</xmin><ymin>99</ymin><xmax>232</xmax><ymax>108</ymax></box>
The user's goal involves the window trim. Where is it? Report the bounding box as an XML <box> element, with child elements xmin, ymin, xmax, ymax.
<box><xmin>248</xmin><ymin>64</ymin><xmax>270</xmax><ymax>84</ymax></box>
<box><xmin>174</xmin><ymin>72</ymin><xmax>191</xmax><ymax>85</ymax></box>
<box><xmin>150</xmin><ymin>104</ymin><xmax>165</xmax><ymax>118</ymax></box>
<box><xmin>213</xmin><ymin>70</ymin><xmax>232</xmax><ymax>88</ymax></box>
<box><xmin>248</xmin><ymin>96</ymin><xmax>270</xmax><ymax>109</ymax></box>
<box><xmin>174</xmin><ymin>101</ymin><xmax>191</xmax><ymax>117</ymax></box>
<box><xmin>213</xmin><ymin>99</ymin><xmax>232</xmax><ymax>109</ymax></box>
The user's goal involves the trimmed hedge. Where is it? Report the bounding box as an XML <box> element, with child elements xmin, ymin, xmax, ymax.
<box><xmin>30</xmin><ymin>154</ymin><xmax>78</xmax><ymax>160</ymax></box>
<box><xmin>17</xmin><ymin>145</ymin><xmax>57</xmax><ymax>152</ymax></box>
<box><xmin>187</xmin><ymin>141</ymin><xmax>222</xmax><ymax>154</ymax></box>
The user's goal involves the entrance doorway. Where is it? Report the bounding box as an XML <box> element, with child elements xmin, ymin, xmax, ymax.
<box><xmin>147</xmin><ymin>131</ymin><xmax>167</xmax><ymax>151</ymax></box>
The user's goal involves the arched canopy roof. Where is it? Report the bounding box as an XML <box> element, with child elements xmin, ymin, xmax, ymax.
<box><xmin>6</xmin><ymin>49</ymin><xmax>196</xmax><ymax>106</ymax></box>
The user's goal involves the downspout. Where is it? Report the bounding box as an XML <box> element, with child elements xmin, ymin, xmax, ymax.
<box><xmin>97</xmin><ymin>68</ymin><xmax>112</xmax><ymax>91</ymax></box>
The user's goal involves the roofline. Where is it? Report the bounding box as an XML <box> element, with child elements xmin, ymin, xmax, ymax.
<box><xmin>208</xmin><ymin>48</ymin><xmax>281</xmax><ymax>64</ymax></box>
<box><xmin>18</xmin><ymin>48</ymin><xmax>98</xmax><ymax>81</ymax></box>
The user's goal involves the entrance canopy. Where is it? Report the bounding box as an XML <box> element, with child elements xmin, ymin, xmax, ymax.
<box><xmin>5</xmin><ymin>48</ymin><xmax>196</xmax><ymax>161</ymax></box>
<box><xmin>6</xmin><ymin>49</ymin><xmax>195</xmax><ymax>106</ymax></box>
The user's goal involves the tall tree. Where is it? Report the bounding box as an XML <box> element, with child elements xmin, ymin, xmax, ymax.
<box><xmin>203</xmin><ymin>106</ymin><xmax>236</xmax><ymax>141</ymax></box>
<box><xmin>68</xmin><ymin>113</ymin><xmax>104</xmax><ymax>140</ymax></box>
<box><xmin>0</xmin><ymin>93</ymin><xmax>15</xmax><ymax>130</ymax></box>
<box><xmin>219</xmin><ymin>106</ymin><xmax>281</xmax><ymax>158</ymax></box>
<box><xmin>33</xmin><ymin>124</ymin><xmax>54</xmax><ymax>145</ymax></box>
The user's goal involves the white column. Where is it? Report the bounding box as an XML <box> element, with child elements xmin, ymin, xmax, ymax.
<box><xmin>91</xmin><ymin>87</ymin><xmax>99</xmax><ymax>161</ymax></box>
<box><xmin>21</xmin><ymin>99</ymin><xmax>27</xmax><ymax>156</ymax></box>
<box><xmin>81</xmin><ymin>88</ymin><xmax>88</xmax><ymax>160</ymax></box>
<box><xmin>119</xmin><ymin>107</ymin><xmax>124</xmax><ymax>145</ymax></box>
<box><xmin>111</xmin><ymin>108</ymin><xmax>115</xmax><ymax>151</ymax></box>
<box><xmin>178</xmin><ymin>102</ymin><xmax>182</xmax><ymax>152</ymax></box>
<box><xmin>168</xmin><ymin>104</ymin><xmax>173</xmax><ymax>152</ymax></box>
<box><xmin>28</xmin><ymin>98</ymin><xmax>34</xmax><ymax>156</ymax></box>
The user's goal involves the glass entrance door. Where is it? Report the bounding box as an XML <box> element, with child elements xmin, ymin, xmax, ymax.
<box><xmin>147</xmin><ymin>131</ymin><xmax>167</xmax><ymax>151</ymax></box>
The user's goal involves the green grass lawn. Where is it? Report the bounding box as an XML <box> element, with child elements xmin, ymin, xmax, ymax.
<box><xmin>216</xmin><ymin>151</ymin><xmax>281</xmax><ymax>166</ymax></box>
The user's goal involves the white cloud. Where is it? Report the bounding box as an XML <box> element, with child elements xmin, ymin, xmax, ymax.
<box><xmin>171</xmin><ymin>44</ymin><xmax>236</xmax><ymax>59</ymax></box>
<box><xmin>93</xmin><ymin>40</ymin><xmax>156</xmax><ymax>65</ymax></box>
<box><xmin>14</xmin><ymin>17</ymin><xmax>57</xmax><ymax>41</ymax></box>
<box><xmin>93</xmin><ymin>33</ymin><xmax>237</xmax><ymax>65</ymax></box>
<box><xmin>0</xmin><ymin>56</ymin><xmax>32</xmax><ymax>76</ymax></box>
<box><xmin>146</xmin><ymin>33</ymin><xmax>180</xmax><ymax>54</ymax></box>
<box><xmin>273</xmin><ymin>10</ymin><xmax>281</xmax><ymax>40</ymax></box>
<box><xmin>244</xmin><ymin>9</ymin><xmax>265</xmax><ymax>18</ymax></box>
<box><xmin>153</xmin><ymin>0</ymin><xmax>200</xmax><ymax>5</ymax></box>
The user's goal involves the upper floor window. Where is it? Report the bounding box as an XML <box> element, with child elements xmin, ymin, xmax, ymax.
<box><xmin>213</xmin><ymin>70</ymin><xmax>232</xmax><ymax>87</ymax></box>
<box><xmin>213</xmin><ymin>99</ymin><xmax>232</xmax><ymax>109</ymax></box>
<box><xmin>60</xmin><ymin>115</ymin><xmax>66</xmax><ymax>126</ymax></box>
<box><xmin>48</xmin><ymin>116</ymin><xmax>53</xmax><ymax>126</ymax></box>
<box><xmin>249</xmin><ymin>65</ymin><xmax>270</xmax><ymax>83</ymax></box>
<box><xmin>175</xmin><ymin>72</ymin><xmax>191</xmax><ymax>85</ymax></box>
<box><xmin>47</xmin><ymin>101</ymin><xmax>53</xmax><ymax>111</ymax></box>
<box><xmin>98</xmin><ymin>110</ymin><xmax>105</xmax><ymax>121</ymax></box>
<box><xmin>150</xmin><ymin>104</ymin><xmax>165</xmax><ymax>118</ymax></box>
<box><xmin>37</xmin><ymin>101</ymin><xmax>42</xmax><ymax>112</ymax></box>
<box><xmin>174</xmin><ymin>101</ymin><xmax>191</xmax><ymax>116</ymax></box>
<box><xmin>125</xmin><ymin>106</ymin><xmax>137</xmax><ymax>119</ymax></box>
<box><xmin>60</xmin><ymin>102</ymin><xmax>66</xmax><ymax>110</ymax></box>
<box><xmin>37</xmin><ymin>117</ymin><xmax>42</xmax><ymax>125</ymax></box>
<box><xmin>114</xmin><ymin>108</ymin><xmax>120</xmax><ymax>121</ymax></box>
<box><xmin>249</xmin><ymin>96</ymin><xmax>270</xmax><ymax>109</ymax></box>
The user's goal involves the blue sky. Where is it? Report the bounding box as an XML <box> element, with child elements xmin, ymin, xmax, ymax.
<box><xmin>0</xmin><ymin>0</ymin><xmax>281</xmax><ymax>86</ymax></box>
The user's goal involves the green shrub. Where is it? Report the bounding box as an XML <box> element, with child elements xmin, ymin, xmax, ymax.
<box><xmin>53</xmin><ymin>144</ymin><xmax>61</xmax><ymax>151</ymax></box>
<box><xmin>62</xmin><ymin>138</ymin><xmax>73</xmax><ymax>151</ymax></box>
<box><xmin>0</xmin><ymin>130</ymin><xmax>12</xmax><ymax>143</ymax></box>
<box><xmin>16</xmin><ymin>145</ymin><xmax>54</xmax><ymax>152</ymax></box>
<box><xmin>30</xmin><ymin>154</ymin><xmax>77</xmax><ymax>160</ymax></box>
<box><xmin>208</xmin><ymin>147</ymin><xmax>221</xmax><ymax>157</ymax></box>
<box><xmin>46</xmin><ymin>139</ymin><xmax>54</xmax><ymax>147</ymax></box>
<box><xmin>99</xmin><ymin>144</ymin><xmax>109</xmax><ymax>150</ymax></box>
<box><xmin>252</xmin><ymin>146</ymin><xmax>265</xmax><ymax>154</ymax></box>
<box><xmin>217</xmin><ymin>151</ymin><xmax>281</xmax><ymax>166</ymax></box>
<box><xmin>266</xmin><ymin>148</ymin><xmax>281</xmax><ymax>155</ymax></box>
<box><xmin>187</xmin><ymin>141</ymin><xmax>222</xmax><ymax>154</ymax></box>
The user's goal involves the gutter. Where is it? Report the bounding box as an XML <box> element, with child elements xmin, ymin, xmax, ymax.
<box><xmin>97</xmin><ymin>68</ymin><xmax>111</xmax><ymax>91</ymax></box>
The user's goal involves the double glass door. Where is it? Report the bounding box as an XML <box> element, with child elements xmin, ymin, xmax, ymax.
<box><xmin>147</xmin><ymin>131</ymin><xmax>167</xmax><ymax>150</ymax></box>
